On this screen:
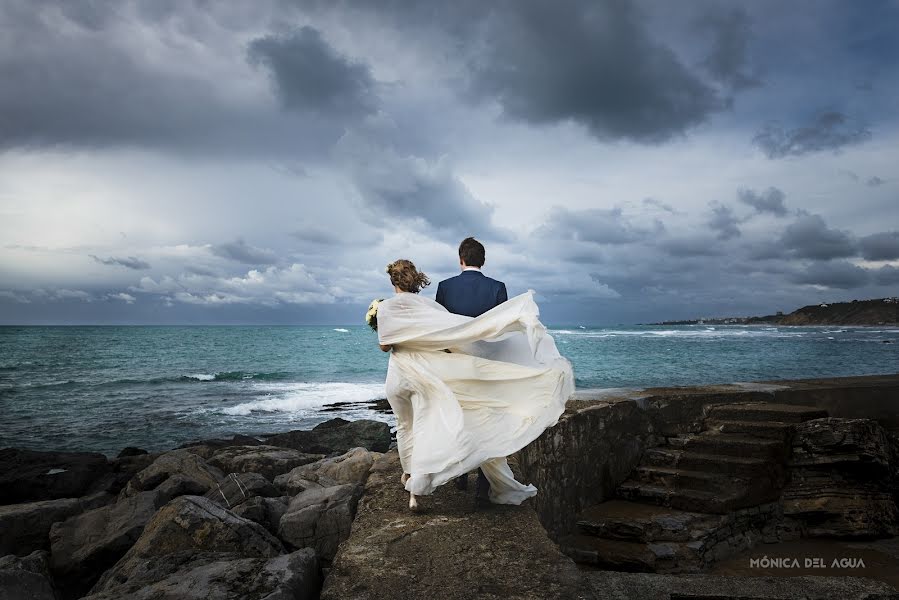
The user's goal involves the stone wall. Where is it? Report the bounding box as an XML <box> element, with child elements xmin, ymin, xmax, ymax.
<box><xmin>514</xmin><ymin>400</ymin><xmax>655</xmax><ymax>539</ymax></box>
<box><xmin>516</xmin><ymin>374</ymin><xmax>899</xmax><ymax>541</ymax></box>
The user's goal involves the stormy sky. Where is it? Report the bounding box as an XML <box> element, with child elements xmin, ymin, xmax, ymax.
<box><xmin>1</xmin><ymin>0</ymin><xmax>897</xmax><ymax>325</ymax></box>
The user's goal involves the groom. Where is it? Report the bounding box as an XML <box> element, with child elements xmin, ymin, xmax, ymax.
<box><xmin>436</xmin><ymin>237</ymin><xmax>508</xmax><ymax>505</ymax></box>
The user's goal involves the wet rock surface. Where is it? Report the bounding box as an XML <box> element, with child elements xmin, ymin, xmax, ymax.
<box><xmin>265</xmin><ymin>418</ymin><xmax>392</xmax><ymax>455</ymax></box>
<box><xmin>0</xmin><ymin>449</ymin><xmax>112</xmax><ymax>504</ymax></box>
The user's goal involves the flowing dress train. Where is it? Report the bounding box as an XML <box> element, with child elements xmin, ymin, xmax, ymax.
<box><xmin>377</xmin><ymin>290</ymin><xmax>574</xmax><ymax>504</ymax></box>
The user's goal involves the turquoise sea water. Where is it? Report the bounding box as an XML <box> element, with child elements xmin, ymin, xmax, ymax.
<box><xmin>1</xmin><ymin>324</ymin><xmax>896</xmax><ymax>456</ymax></box>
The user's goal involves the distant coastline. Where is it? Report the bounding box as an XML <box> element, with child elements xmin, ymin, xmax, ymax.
<box><xmin>649</xmin><ymin>297</ymin><xmax>899</xmax><ymax>326</ymax></box>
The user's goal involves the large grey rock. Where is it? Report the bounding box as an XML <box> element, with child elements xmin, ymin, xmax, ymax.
<box><xmin>792</xmin><ymin>417</ymin><xmax>893</xmax><ymax>470</ymax></box>
<box><xmin>278</xmin><ymin>483</ymin><xmax>362</xmax><ymax>560</ymax></box>
<box><xmin>785</xmin><ymin>418</ymin><xmax>899</xmax><ymax>537</ymax></box>
<box><xmin>0</xmin><ymin>550</ymin><xmax>59</xmax><ymax>600</ymax></box>
<box><xmin>274</xmin><ymin>447</ymin><xmax>376</xmax><ymax>495</ymax></box>
<box><xmin>177</xmin><ymin>434</ymin><xmax>264</xmax><ymax>459</ymax></box>
<box><xmin>93</xmin><ymin>495</ymin><xmax>283</xmax><ymax>592</ymax></box>
<box><xmin>266</xmin><ymin>418</ymin><xmax>391</xmax><ymax>455</ymax></box>
<box><xmin>87</xmin><ymin>453</ymin><xmax>157</xmax><ymax>496</ymax></box>
<box><xmin>207</xmin><ymin>445</ymin><xmax>323</xmax><ymax>481</ymax></box>
<box><xmin>48</xmin><ymin>491</ymin><xmax>165</xmax><ymax>595</ymax></box>
<box><xmin>120</xmin><ymin>449</ymin><xmax>224</xmax><ymax>498</ymax></box>
<box><xmin>0</xmin><ymin>448</ymin><xmax>112</xmax><ymax>504</ymax></box>
<box><xmin>232</xmin><ymin>495</ymin><xmax>290</xmax><ymax>535</ymax></box>
<box><xmin>0</xmin><ymin>492</ymin><xmax>111</xmax><ymax>556</ymax></box>
<box><xmin>205</xmin><ymin>472</ymin><xmax>281</xmax><ymax>511</ymax></box>
<box><xmin>83</xmin><ymin>549</ymin><xmax>318</xmax><ymax>600</ymax></box>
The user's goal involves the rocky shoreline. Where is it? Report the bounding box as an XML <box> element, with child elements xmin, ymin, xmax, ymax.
<box><xmin>0</xmin><ymin>417</ymin><xmax>393</xmax><ymax>600</ymax></box>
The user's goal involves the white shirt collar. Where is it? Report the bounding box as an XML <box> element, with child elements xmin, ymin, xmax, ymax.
<box><xmin>462</xmin><ymin>266</ymin><xmax>481</xmax><ymax>272</ymax></box>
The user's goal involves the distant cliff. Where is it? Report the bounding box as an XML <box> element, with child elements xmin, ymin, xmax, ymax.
<box><xmin>778</xmin><ymin>298</ymin><xmax>898</xmax><ymax>326</ymax></box>
<box><xmin>652</xmin><ymin>297</ymin><xmax>899</xmax><ymax>326</ymax></box>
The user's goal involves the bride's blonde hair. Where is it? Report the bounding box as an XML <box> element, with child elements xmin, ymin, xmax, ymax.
<box><xmin>386</xmin><ymin>259</ymin><xmax>430</xmax><ymax>293</ymax></box>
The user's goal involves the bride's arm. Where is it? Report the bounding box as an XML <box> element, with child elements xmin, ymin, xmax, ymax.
<box><xmin>379</xmin><ymin>343</ymin><xmax>392</xmax><ymax>352</ymax></box>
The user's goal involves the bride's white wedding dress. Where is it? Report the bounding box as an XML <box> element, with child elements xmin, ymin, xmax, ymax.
<box><xmin>377</xmin><ymin>290</ymin><xmax>574</xmax><ymax>504</ymax></box>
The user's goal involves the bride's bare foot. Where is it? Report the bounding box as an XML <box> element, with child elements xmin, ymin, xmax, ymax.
<box><xmin>401</xmin><ymin>473</ymin><xmax>410</xmax><ymax>485</ymax></box>
<box><xmin>409</xmin><ymin>493</ymin><xmax>419</xmax><ymax>511</ymax></box>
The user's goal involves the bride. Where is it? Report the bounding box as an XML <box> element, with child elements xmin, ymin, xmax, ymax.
<box><xmin>376</xmin><ymin>259</ymin><xmax>574</xmax><ymax>510</ymax></box>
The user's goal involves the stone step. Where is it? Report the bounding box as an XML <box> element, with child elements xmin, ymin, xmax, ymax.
<box><xmin>706</xmin><ymin>403</ymin><xmax>828</xmax><ymax>423</ymax></box>
<box><xmin>559</xmin><ymin>534</ymin><xmax>702</xmax><ymax>573</ymax></box>
<box><xmin>633</xmin><ymin>466</ymin><xmax>748</xmax><ymax>495</ymax></box>
<box><xmin>682</xmin><ymin>433</ymin><xmax>787</xmax><ymax>459</ymax></box>
<box><xmin>576</xmin><ymin>500</ymin><xmax>728</xmax><ymax>543</ymax></box>
<box><xmin>705</xmin><ymin>419</ymin><xmax>794</xmax><ymax>440</ymax></box>
<box><xmin>616</xmin><ymin>482</ymin><xmax>743</xmax><ymax>513</ymax></box>
<box><xmin>642</xmin><ymin>447</ymin><xmax>774</xmax><ymax>477</ymax></box>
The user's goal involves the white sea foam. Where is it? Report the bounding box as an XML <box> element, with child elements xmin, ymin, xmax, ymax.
<box><xmin>186</xmin><ymin>373</ymin><xmax>216</xmax><ymax>381</ymax></box>
<box><xmin>222</xmin><ymin>381</ymin><xmax>386</xmax><ymax>416</ymax></box>
<box><xmin>549</xmin><ymin>327</ymin><xmax>810</xmax><ymax>339</ymax></box>
<box><xmin>333</xmin><ymin>328</ymin><xmax>350</xmax><ymax>333</ymax></box>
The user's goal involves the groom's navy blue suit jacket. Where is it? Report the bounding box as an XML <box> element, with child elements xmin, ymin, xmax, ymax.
<box><xmin>435</xmin><ymin>269</ymin><xmax>508</xmax><ymax>317</ymax></box>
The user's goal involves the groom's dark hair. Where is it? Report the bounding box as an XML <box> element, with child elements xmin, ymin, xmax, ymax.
<box><xmin>459</xmin><ymin>237</ymin><xmax>485</xmax><ymax>267</ymax></box>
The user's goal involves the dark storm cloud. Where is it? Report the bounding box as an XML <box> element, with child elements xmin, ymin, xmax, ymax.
<box><xmin>876</xmin><ymin>265</ymin><xmax>899</xmax><ymax>286</ymax></box>
<box><xmin>466</xmin><ymin>0</ymin><xmax>725</xmax><ymax>143</ymax></box>
<box><xmin>753</xmin><ymin>112</ymin><xmax>872</xmax><ymax>159</ymax></box>
<box><xmin>247</xmin><ymin>27</ymin><xmax>378</xmax><ymax>116</ymax></box>
<box><xmin>867</xmin><ymin>176</ymin><xmax>885</xmax><ymax>187</ymax></box>
<box><xmin>89</xmin><ymin>255</ymin><xmax>151</xmax><ymax>270</ymax></box>
<box><xmin>210</xmin><ymin>239</ymin><xmax>278</xmax><ymax>265</ymax></box>
<box><xmin>737</xmin><ymin>187</ymin><xmax>789</xmax><ymax>217</ymax></box>
<box><xmin>0</xmin><ymin>2</ymin><xmax>360</xmax><ymax>154</ymax></box>
<box><xmin>536</xmin><ymin>206</ymin><xmax>654</xmax><ymax>245</ymax></box>
<box><xmin>859</xmin><ymin>231</ymin><xmax>899</xmax><ymax>261</ymax></box>
<box><xmin>791</xmin><ymin>260</ymin><xmax>870</xmax><ymax>289</ymax></box>
<box><xmin>706</xmin><ymin>202</ymin><xmax>741</xmax><ymax>240</ymax></box>
<box><xmin>337</xmin><ymin>135</ymin><xmax>508</xmax><ymax>242</ymax></box>
<box><xmin>695</xmin><ymin>6</ymin><xmax>760</xmax><ymax>91</ymax></box>
<box><xmin>780</xmin><ymin>214</ymin><xmax>857</xmax><ymax>260</ymax></box>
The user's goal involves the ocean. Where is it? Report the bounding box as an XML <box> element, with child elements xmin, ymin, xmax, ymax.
<box><xmin>1</xmin><ymin>324</ymin><xmax>896</xmax><ymax>456</ymax></box>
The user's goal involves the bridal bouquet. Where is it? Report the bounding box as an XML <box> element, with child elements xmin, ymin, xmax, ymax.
<box><xmin>365</xmin><ymin>298</ymin><xmax>384</xmax><ymax>332</ymax></box>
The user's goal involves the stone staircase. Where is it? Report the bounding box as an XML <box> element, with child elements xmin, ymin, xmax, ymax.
<box><xmin>560</xmin><ymin>403</ymin><xmax>828</xmax><ymax>573</ymax></box>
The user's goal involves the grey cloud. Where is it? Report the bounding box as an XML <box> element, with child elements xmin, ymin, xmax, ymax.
<box><xmin>289</xmin><ymin>225</ymin><xmax>383</xmax><ymax>246</ymax></box>
<box><xmin>338</xmin><ymin>135</ymin><xmax>507</xmax><ymax>242</ymax></box>
<box><xmin>0</xmin><ymin>2</ymin><xmax>351</xmax><ymax>154</ymax></box>
<box><xmin>707</xmin><ymin>202</ymin><xmax>741</xmax><ymax>240</ymax></box>
<box><xmin>753</xmin><ymin>112</ymin><xmax>872</xmax><ymax>159</ymax></box>
<box><xmin>867</xmin><ymin>176</ymin><xmax>885</xmax><ymax>187</ymax></box>
<box><xmin>695</xmin><ymin>6</ymin><xmax>761</xmax><ymax>91</ymax></box>
<box><xmin>211</xmin><ymin>239</ymin><xmax>278</xmax><ymax>265</ymax></box>
<box><xmin>737</xmin><ymin>187</ymin><xmax>788</xmax><ymax>217</ymax></box>
<box><xmin>89</xmin><ymin>255</ymin><xmax>151</xmax><ymax>270</ymax></box>
<box><xmin>642</xmin><ymin>198</ymin><xmax>679</xmax><ymax>214</ymax></box>
<box><xmin>875</xmin><ymin>265</ymin><xmax>899</xmax><ymax>286</ymax></box>
<box><xmin>247</xmin><ymin>26</ymin><xmax>378</xmax><ymax>116</ymax></box>
<box><xmin>780</xmin><ymin>214</ymin><xmax>856</xmax><ymax>260</ymax></box>
<box><xmin>467</xmin><ymin>0</ymin><xmax>724</xmax><ymax>143</ymax></box>
<box><xmin>659</xmin><ymin>236</ymin><xmax>719</xmax><ymax>257</ymax></box>
<box><xmin>536</xmin><ymin>206</ymin><xmax>655</xmax><ymax>245</ymax></box>
<box><xmin>859</xmin><ymin>231</ymin><xmax>899</xmax><ymax>261</ymax></box>
<box><xmin>792</xmin><ymin>260</ymin><xmax>870</xmax><ymax>289</ymax></box>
